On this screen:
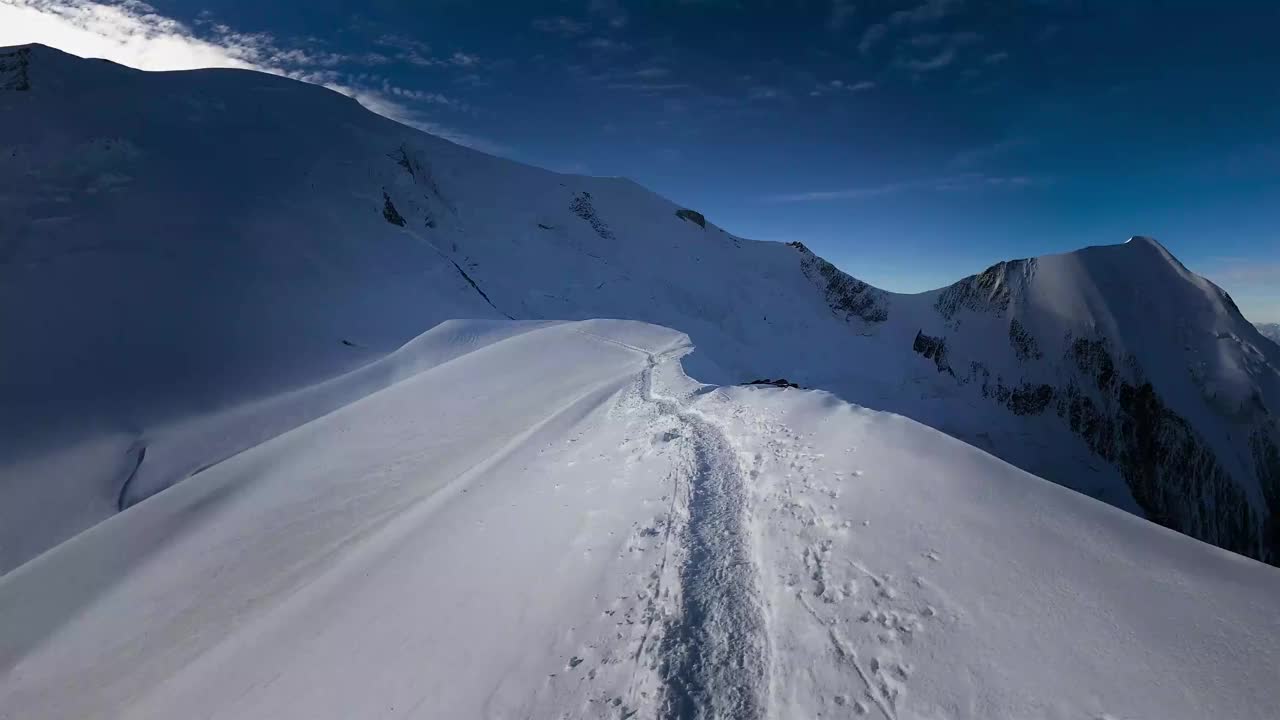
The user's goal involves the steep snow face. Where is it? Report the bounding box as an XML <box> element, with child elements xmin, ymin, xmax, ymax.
<box><xmin>3</xmin><ymin>319</ymin><xmax>1278</xmax><ymax>720</ymax></box>
<box><xmin>2</xmin><ymin>44</ymin><xmax>1278</xmax><ymax>570</ymax></box>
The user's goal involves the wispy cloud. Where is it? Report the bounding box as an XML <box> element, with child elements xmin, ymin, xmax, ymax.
<box><xmin>910</xmin><ymin>30</ymin><xmax>981</xmax><ymax>47</ymax></box>
<box><xmin>949</xmin><ymin>137</ymin><xmax>1032</xmax><ymax>168</ymax></box>
<box><xmin>766</xmin><ymin>172</ymin><xmax>1046</xmax><ymax>202</ymax></box>
<box><xmin>604</xmin><ymin>81</ymin><xmax>690</xmax><ymax>94</ymax></box>
<box><xmin>582</xmin><ymin>36</ymin><xmax>631</xmax><ymax>52</ymax></box>
<box><xmin>889</xmin><ymin>0</ymin><xmax>964</xmax><ymax>25</ymax></box>
<box><xmin>532</xmin><ymin>16</ymin><xmax>589</xmax><ymax>37</ymax></box>
<box><xmin>589</xmin><ymin>0</ymin><xmax>629</xmax><ymax>29</ymax></box>
<box><xmin>899</xmin><ymin>46</ymin><xmax>955</xmax><ymax>71</ymax></box>
<box><xmin>858</xmin><ymin>23</ymin><xmax>887</xmax><ymax>55</ymax></box>
<box><xmin>828</xmin><ymin>0</ymin><xmax>856</xmax><ymax>32</ymax></box>
<box><xmin>748</xmin><ymin>85</ymin><xmax>783</xmax><ymax>100</ymax></box>
<box><xmin>0</xmin><ymin>0</ymin><xmax>502</xmax><ymax>153</ymax></box>
<box><xmin>811</xmin><ymin>78</ymin><xmax>876</xmax><ymax>96</ymax></box>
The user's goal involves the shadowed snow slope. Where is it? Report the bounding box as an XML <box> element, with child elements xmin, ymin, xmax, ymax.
<box><xmin>1</xmin><ymin>319</ymin><xmax>1278</xmax><ymax>720</ymax></box>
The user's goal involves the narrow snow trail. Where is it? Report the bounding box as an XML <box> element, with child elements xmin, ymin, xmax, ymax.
<box><xmin>584</xmin><ymin>331</ymin><xmax>772</xmax><ymax>720</ymax></box>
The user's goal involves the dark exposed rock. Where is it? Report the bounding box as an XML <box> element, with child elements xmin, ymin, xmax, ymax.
<box><xmin>912</xmin><ymin>331</ymin><xmax>953</xmax><ymax>376</ymax></box>
<box><xmin>0</xmin><ymin>47</ymin><xmax>31</xmax><ymax>91</ymax></box>
<box><xmin>1008</xmin><ymin>318</ymin><xmax>1042</xmax><ymax>361</ymax></box>
<box><xmin>381</xmin><ymin>191</ymin><xmax>406</xmax><ymax>226</ymax></box>
<box><xmin>1250</xmin><ymin>428</ymin><xmax>1280</xmax><ymax>559</ymax></box>
<box><xmin>675</xmin><ymin>208</ymin><xmax>706</xmax><ymax>228</ymax></box>
<box><xmin>789</xmin><ymin>242</ymin><xmax>889</xmax><ymax>324</ymax></box>
<box><xmin>746</xmin><ymin>378</ymin><xmax>802</xmax><ymax>389</ymax></box>
<box><xmin>570</xmin><ymin>192</ymin><xmax>615</xmax><ymax>240</ymax></box>
<box><xmin>917</xmin><ymin>319</ymin><xmax>1274</xmax><ymax>563</ymax></box>
<box><xmin>935</xmin><ymin>259</ymin><xmax>1036</xmax><ymax>321</ymax></box>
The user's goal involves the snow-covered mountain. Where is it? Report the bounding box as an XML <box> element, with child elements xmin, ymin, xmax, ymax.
<box><xmin>3</xmin><ymin>42</ymin><xmax>1280</xmax><ymax>720</ymax></box>
<box><xmin>1258</xmin><ymin>322</ymin><xmax>1280</xmax><ymax>345</ymax></box>
<box><xmin>4</xmin><ymin>43</ymin><xmax>1277</xmax><ymax>571</ymax></box>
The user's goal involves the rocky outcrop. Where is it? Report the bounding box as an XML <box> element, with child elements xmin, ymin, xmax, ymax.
<box><xmin>934</xmin><ymin>259</ymin><xmax>1035</xmax><ymax>321</ymax></box>
<box><xmin>570</xmin><ymin>191</ymin><xmax>615</xmax><ymax>240</ymax></box>
<box><xmin>675</xmin><ymin>208</ymin><xmax>706</xmax><ymax>228</ymax></box>
<box><xmin>381</xmin><ymin>191</ymin><xmax>406</xmax><ymax>226</ymax></box>
<box><xmin>789</xmin><ymin>242</ymin><xmax>889</xmax><ymax>323</ymax></box>
<box><xmin>913</xmin><ymin>331</ymin><xmax>952</xmax><ymax>375</ymax></box>
<box><xmin>0</xmin><ymin>47</ymin><xmax>31</xmax><ymax>91</ymax></box>
<box><xmin>917</xmin><ymin>311</ymin><xmax>1277</xmax><ymax>562</ymax></box>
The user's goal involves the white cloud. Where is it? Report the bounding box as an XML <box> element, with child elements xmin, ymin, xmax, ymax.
<box><xmin>0</xmin><ymin>0</ymin><xmax>501</xmax><ymax>153</ymax></box>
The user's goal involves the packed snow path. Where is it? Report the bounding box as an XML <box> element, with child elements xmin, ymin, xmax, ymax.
<box><xmin>3</xmin><ymin>320</ymin><xmax>1280</xmax><ymax>720</ymax></box>
<box><xmin>582</xmin><ymin>332</ymin><xmax>770</xmax><ymax>719</ymax></box>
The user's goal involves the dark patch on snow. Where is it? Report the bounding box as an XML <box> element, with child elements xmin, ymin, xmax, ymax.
<box><xmin>745</xmin><ymin>378</ymin><xmax>802</xmax><ymax>389</ymax></box>
<box><xmin>1008</xmin><ymin>318</ymin><xmax>1042</xmax><ymax>361</ymax></box>
<box><xmin>116</xmin><ymin>444</ymin><xmax>147</xmax><ymax>512</ymax></box>
<box><xmin>444</xmin><ymin>257</ymin><xmax>511</xmax><ymax>319</ymax></box>
<box><xmin>570</xmin><ymin>191</ymin><xmax>615</xmax><ymax>240</ymax></box>
<box><xmin>381</xmin><ymin>191</ymin><xmax>406</xmax><ymax>226</ymax></box>
<box><xmin>916</xmin><ymin>324</ymin><xmax>1273</xmax><ymax>562</ymax></box>
<box><xmin>675</xmin><ymin>208</ymin><xmax>706</xmax><ymax>228</ymax></box>
<box><xmin>0</xmin><ymin>47</ymin><xmax>32</xmax><ymax>91</ymax></box>
<box><xmin>912</xmin><ymin>331</ymin><xmax>953</xmax><ymax>376</ymax></box>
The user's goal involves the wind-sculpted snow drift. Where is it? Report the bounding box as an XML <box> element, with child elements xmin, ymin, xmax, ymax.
<box><xmin>2</xmin><ymin>44</ymin><xmax>1280</xmax><ymax>718</ymax></box>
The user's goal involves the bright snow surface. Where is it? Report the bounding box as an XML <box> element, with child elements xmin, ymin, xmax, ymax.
<box><xmin>3</xmin><ymin>319</ymin><xmax>1278</xmax><ymax>720</ymax></box>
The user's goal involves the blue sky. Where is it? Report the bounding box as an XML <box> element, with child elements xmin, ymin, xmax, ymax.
<box><xmin>4</xmin><ymin>0</ymin><xmax>1278</xmax><ymax>321</ymax></box>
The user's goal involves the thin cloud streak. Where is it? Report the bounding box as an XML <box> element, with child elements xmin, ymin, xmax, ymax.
<box><xmin>766</xmin><ymin>173</ymin><xmax>1047</xmax><ymax>202</ymax></box>
<box><xmin>0</xmin><ymin>0</ymin><xmax>503</xmax><ymax>153</ymax></box>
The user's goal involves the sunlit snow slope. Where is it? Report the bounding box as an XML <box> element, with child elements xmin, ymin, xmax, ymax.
<box><xmin>3</xmin><ymin>319</ymin><xmax>1279</xmax><ymax>720</ymax></box>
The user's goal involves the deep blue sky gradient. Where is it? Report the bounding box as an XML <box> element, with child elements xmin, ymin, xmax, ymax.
<box><xmin>120</xmin><ymin>1</ymin><xmax>1280</xmax><ymax>319</ymax></box>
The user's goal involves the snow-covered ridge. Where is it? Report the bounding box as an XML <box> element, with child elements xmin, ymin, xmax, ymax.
<box><xmin>1</xmin><ymin>43</ymin><xmax>1278</xmax><ymax>573</ymax></box>
<box><xmin>3</xmin><ymin>318</ymin><xmax>1279</xmax><ymax>720</ymax></box>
